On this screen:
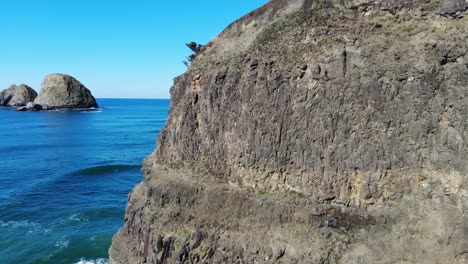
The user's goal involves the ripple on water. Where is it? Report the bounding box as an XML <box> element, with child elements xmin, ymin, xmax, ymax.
<box><xmin>75</xmin><ymin>258</ymin><xmax>109</xmax><ymax>264</ymax></box>
<box><xmin>55</xmin><ymin>239</ymin><xmax>70</xmax><ymax>249</ymax></box>
<box><xmin>0</xmin><ymin>99</ymin><xmax>170</xmax><ymax>262</ymax></box>
<box><xmin>0</xmin><ymin>220</ymin><xmax>50</xmax><ymax>235</ymax></box>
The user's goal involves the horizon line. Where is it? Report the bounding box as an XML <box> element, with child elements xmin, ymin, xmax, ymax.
<box><xmin>96</xmin><ymin>97</ymin><xmax>170</xmax><ymax>100</ymax></box>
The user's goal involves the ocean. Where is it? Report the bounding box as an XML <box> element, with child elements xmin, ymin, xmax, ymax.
<box><xmin>0</xmin><ymin>99</ymin><xmax>170</xmax><ymax>264</ymax></box>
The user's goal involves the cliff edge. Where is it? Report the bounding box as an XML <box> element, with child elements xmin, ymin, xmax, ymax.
<box><xmin>110</xmin><ymin>0</ymin><xmax>468</xmax><ymax>263</ymax></box>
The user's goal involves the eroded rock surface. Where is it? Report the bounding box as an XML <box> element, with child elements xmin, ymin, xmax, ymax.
<box><xmin>0</xmin><ymin>84</ymin><xmax>37</xmax><ymax>106</ymax></box>
<box><xmin>34</xmin><ymin>73</ymin><xmax>98</xmax><ymax>109</ymax></box>
<box><xmin>110</xmin><ymin>0</ymin><xmax>468</xmax><ymax>263</ymax></box>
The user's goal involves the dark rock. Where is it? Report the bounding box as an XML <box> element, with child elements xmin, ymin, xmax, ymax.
<box><xmin>15</xmin><ymin>102</ymin><xmax>43</xmax><ymax>112</ymax></box>
<box><xmin>26</xmin><ymin>102</ymin><xmax>43</xmax><ymax>111</ymax></box>
<box><xmin>274</xmin><ymin>248</ymin><xmax>286</xmax><ymax>260</ymax></box>
<box><xmin>34</xmin><ymin>73</ymin><xmax>98</xmax><ymax>109</ymax></box>
<box><xmin>15</xmin><ymin>106</ymin><xmax>27</xmax><ymax>111</ymax></box>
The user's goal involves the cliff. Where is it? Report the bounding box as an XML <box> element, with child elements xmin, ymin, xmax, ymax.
<box><xmin>110</xmin><ymin>0</ymin><xmax>468</xmax><ymax>263</ymax></box>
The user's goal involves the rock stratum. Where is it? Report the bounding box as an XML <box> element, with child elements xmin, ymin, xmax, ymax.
<box><xmin>34</xmin><ymin>73</ymin><xmax>98</xmax><ymax>109</ymax></box>
<box><xmin>0</xmin><ymin>84</ymin><xmax>37</xmax><ymax>106</ymax></box>
<box><xmin>110</xmin><ymin>0</ymin><xmax>468</xmax><ymax>263</ymax></box>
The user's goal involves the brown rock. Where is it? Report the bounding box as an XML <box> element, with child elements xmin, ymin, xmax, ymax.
<box><xmin>110</xmin><ymin>0</ymin><xmax>468</xmax><ymax>263</ymax></box>
<box><xmin>34</xmin><ymin>73</ymin><xmax>98</xmax><ymax>109</ymax></box>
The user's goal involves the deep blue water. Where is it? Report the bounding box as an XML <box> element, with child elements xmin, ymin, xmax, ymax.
<box><xmin>0</xmin><ymin>99</ymin><xmax>170</xmax><ymax>264</ymax></box>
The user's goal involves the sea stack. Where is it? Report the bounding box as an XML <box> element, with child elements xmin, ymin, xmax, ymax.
<box><xmin>0</xmin><ymin>84</ymin><xmax>37</xmax><ymax>106</ymax></box>
<box><xmin>110</xmin><ymin>0</ymin><xmax>468</xmax><ymax>263</ymax></box>
<box><xmin>34</xmin><ymin>73</ymin><xmax>98</xmax><ymax>109</ymax></box>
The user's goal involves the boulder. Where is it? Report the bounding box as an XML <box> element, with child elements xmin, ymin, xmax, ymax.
<box><xmin>437</xmin><ymin>0</ymin><xmax>468</xmax><ymax>16</ymax></box>
<box><xmin>8</xmin><ymin>85</ymin><xmax>38</xmax><ymax>106</ymax></box>
<box><xmin>15</xmin><ymin>106</ymin><xmax>27</xmax><ymax>111</ymax></box>
<box><xmin>15</xmin><ymin>102</ymin><xmax>43</xmax><ymax>112</ymax></box>
<box><xmin>26</xmin><ymin>102</ymin><xmax>43</xmax><ymax>111</ymax></box>
<box><xmin>0</xmin><ymin>84</ymin><xmax>38</xmax><ymax>106</ymax></box>
<box><xmin>34</xmin><ymin>74</ymin><xmax>98</xmax><ymax>109</ymax></box>
<box><xmin>0</xmin><ymin>85</ymin><xmax>17</xmax><ymax>106</ymax></box>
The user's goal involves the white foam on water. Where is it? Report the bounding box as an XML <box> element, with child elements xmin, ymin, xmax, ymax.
<box><xmin>75</xmin><ymin>258</ymin><xmax>109</xmax><ymax>264</ymax></box>
<box><xmin>55</xmin><ymin>239</ymin><xmax>69</xmax><ymax>248</ymax></box>
<box><xmin>80</xmin><ymin>110</ymin><xmax>103</xmax><ymax>113</ymax></box>
<box><xmin>69</xmin><ymin>214</ymin><xmax>80</xmax><ymax>221</ymax></box>
<box><xmin>1</xmin><ymin>220</ymin><xmax>38</xmax><ymax>228</ymax></box>
<box><xmin>57</xmin><ymin>213</ymin><xmax>89</xmax><ymax>225</ymax></box>
<box><xmin>0</xmin><ymin>220</ymin><xmax>48</xmax><ymax>234</ymax></box>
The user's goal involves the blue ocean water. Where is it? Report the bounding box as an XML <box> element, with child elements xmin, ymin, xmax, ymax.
<box><xmin>0</xmin><ymin>99</ymin><xmax>170</xmax><ymax>264</ymax></box>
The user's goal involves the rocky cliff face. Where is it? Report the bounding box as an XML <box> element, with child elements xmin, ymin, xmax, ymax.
<box><xmin>110</xmin><ymin>0</ymin><xmax>468</xmax><ymax>263</ymax></box>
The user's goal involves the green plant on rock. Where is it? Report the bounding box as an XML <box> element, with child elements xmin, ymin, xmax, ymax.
<box><xmin>183</xmin><ymin>41</ymin><xmax>204</xmax><ymax>67</ymax></box>
<box><xmin>288</xmin><ymin>190</ymin><xmax>306</xmax><ymax>198</ymax></box>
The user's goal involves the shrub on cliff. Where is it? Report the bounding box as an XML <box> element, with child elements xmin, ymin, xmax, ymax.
<box><xmin>183</xmin><ymin>42</ymin><xmax>204</xmax><ymax>67</ymax></box>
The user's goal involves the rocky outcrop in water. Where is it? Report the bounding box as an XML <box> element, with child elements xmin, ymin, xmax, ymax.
<box><xmin>0</xmin><ymin>84</ymin><xmax>37</xmax><ymax>106</ymax></box>
<box><xmin>33</xmin><ymin>73</ymin><xmax>98</xmax><ymax>109</ymax></box>
<box><xmin>110</xmin><ymin>0</ymin><xmax>468</xmax><ymax>263</ymax></box>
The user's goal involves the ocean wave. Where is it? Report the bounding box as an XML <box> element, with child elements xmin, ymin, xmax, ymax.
<box><xmin>0</xmin><ymin>220</ymin><xmax>40</xmax><ymax>229</ymax></box>
<box><xmin>80</xmin><ymin>110</ymin><xmax>103</xmax><ymax>113</ymax></box>
<box><xmin>0</xmin><ymin>220</ymin><xmax>49</xmax><ymax>234</ymax></box>
<box><xmin>47</xmin><ymin>107</ymin><xmax>103</xmax><ymax>112</ymax></box>
<box><xmin>54</xmin><ymin>239</ymin><xmax>69</xmax><ymax>248</ymax></box>
<box><xmin>68</xmin><ymin>213</ymin><xmax>89</xmax><ymax>222</ymax></box>
<box><xmin>71</xmin><ymin>164</ymin><xmax>141</xmax><ymax>176</ymax></box>
<box><xmin>0</xmin><ymin>143</ymin><xmax>84</xmax><ymax>153</ymax></box>
<box><xmin>0</xmin><ymin>143</ymin><xmax>53</xmax><ymax>152</ymax></box>
<box><xmin>69</xmin><ymin>213</ymin><xmax>81</xmax><ymax>221</ymax></box>
<box><xmin>75</xmin><ymin>258</ymin><xmax>109</xmax><ymax>264</ymax></box>
<box><xmin>57</xmin><ymin>213</ymin><xmax>89</xmax><ymax>225</ymax></box>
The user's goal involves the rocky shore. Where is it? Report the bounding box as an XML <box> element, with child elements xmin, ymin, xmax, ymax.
<box><xmin>110</xmin><ymin>0</ymin><xmax>468</xmax><ymax>263</ymax></box>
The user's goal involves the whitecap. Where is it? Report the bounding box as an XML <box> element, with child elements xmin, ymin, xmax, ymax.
<box><xmin>55</xmin><ymin>239</ymin><xmax>69</xmax><ymax>248</ymax></box>
<box><xmin>0</xmin><ymin>220</ymin><xmax>45</xmax><ymax>234</ymax></box>
<box><xmin>80</xmin><ymin>110</ymin><xmax>103</xmax><ymax>114</ymax></box>
<box><xmin>75</xmin><ymin>258</ymin><xmax>109</xmax><ymax>264</ymax></box>
<box><xmin>68</xmin><ymin>213</ymin><xmax>81</xmax><ymax>221</ymax></box>
<box><xmin>57</xmin><ymin>213</ymin><xmax>88</xmax><ymax>224</ymax></box>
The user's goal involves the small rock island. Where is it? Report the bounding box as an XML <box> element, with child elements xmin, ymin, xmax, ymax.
<box><xmin>0</xmin><ymin>73</ymin><xmax>98</xmax><ymax>111</ymax></box>
<box><xmin>0</xmin><ymin>84</ymin><xmax>37</xmax><ymax>107</ymax></box>
<box><xmin>33</xmin><ymin>73</ymin><xmax>98</xmax><ymax>110</ymax></box>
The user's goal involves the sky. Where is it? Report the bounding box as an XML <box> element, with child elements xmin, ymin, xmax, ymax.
<box><xmin>0</xmin><ymin>0</ymin><xmax>268</xmax><ymax>99</ymax></box>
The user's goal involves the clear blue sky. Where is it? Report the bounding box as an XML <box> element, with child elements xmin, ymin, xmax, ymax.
<box><xmin>0</xmin><ymin>0</ymin><xmax>267</xmax><ymax>99</ymax></box>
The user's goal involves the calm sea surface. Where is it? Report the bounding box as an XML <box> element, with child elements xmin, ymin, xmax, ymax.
<box><xmin>0</xmin><ymin>99</ymin><xmax>170</xmax><ymax>264</ymax></box>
